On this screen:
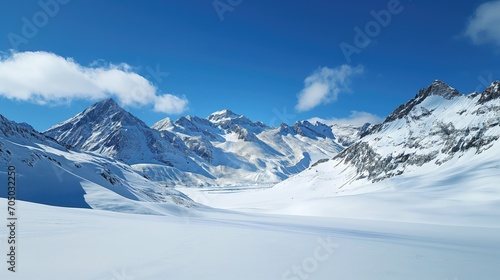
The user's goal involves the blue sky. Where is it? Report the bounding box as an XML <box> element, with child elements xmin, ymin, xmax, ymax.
<box><xmin>0</xmin><ymin>0</ymin><xmax>499</xmax><ymax>131</ymax></box>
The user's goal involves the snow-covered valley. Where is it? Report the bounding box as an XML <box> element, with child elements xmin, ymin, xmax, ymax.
<box><xmin>1</xmin><ymin>80</ymin><xmax>500</xmax><ymax>279</ymax></box>
<box><xmin>1</xmin><ymin>199</ymin><xmax>499</xmax><ymax>280</ymax></box>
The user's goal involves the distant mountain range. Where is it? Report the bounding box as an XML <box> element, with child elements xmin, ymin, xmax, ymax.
<box><xmin>1</xmin><ymin>80</ymin><xmax>499</xmax><ymax>215</ymax></box>
<box><xmin>44</xmin><ymin>100</ymin><xmax>353</xmax><ymax>187</ymax></box>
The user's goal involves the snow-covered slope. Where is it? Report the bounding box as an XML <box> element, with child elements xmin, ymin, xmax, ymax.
<box><xmin>46</xmin><ymin>101</ymin><xmax>344</xmax><ymax>187</ymax></box>
<box><xmin>1</xmin><ymin>81</ymin><xmax>500</xmax><ymax>279</ymax></box>
<box><xmin>1</xmin><ymin>113</ymin><xmax>194</xmax><ymax>214</ymax></box>
<box><xmin>329</xmin><ymin>123</ymin><xmax>372</xmax><ymax>147</ymax></box>
<box><xmin>148</xmin><ymin>110</ymin><xmax>343</xmax><ymax>186</ymax></box>
<box><xmin>181</xmin><ymin>81</ymin><xmax>500</xmax><ymax>226</ymax></box>
<box><xmin>332</xmin><ymin>80</ymin><xmax>500</xmax><ymax>183</ymax></box>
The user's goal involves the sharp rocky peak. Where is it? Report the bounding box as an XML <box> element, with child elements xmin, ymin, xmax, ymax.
<box><xmin>173</xmin><ymin>115</ymin><xmax>216</xmax><ymax>132</ymax></box>
<box><xmin>206</xmin><ymin>109</ymin><xmax>267</xmax><ymax>132</ymax></box>
<box><xmin>207</xmin><ymin>109</ymin><xmax>241</xmax><ymax>122</ymax></box>
<box><xmin>381</xmin><ymin>80</ymin><xmax>461</xmax><ymax>124</ymax></box>
<box><xmin>45</xmin><ymin>98</ymin><xmax>148</xmax><ymax>138</ymax></box>
<box><xmin>86</xmin><ymin>98</ymin><xmax>123</xmax><ymax>115</ymax></box>
<box><xmin>420</xmin><ymin>80</ymin><xmax>461</xmax><ymax>100</ymax></box>
<box><xmin>151</xmin><ymin>117</ymin><xmax>173</xmax><ymax>131</ymax></box>
<box><xmin>477</xmin><ymin>81</ymin><xmax>500</xmax><ymax>104</ymax></box>
<box><xmin>81</xmin><ymin>98</ymin><xmax>146</xmax><ymax>126</ymax></box>
<box><xmin>277</xmin><ymin>120</ymin><xmax>334</xmax><ymax>139</ymax></box>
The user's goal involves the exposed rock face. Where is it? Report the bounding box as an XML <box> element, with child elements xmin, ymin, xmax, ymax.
<box><xmin>334</xmin><ymin>81</ymin><xmax>500</xmax><ymax>183</ymax></box>
<box><xmin>477</xmin><ymin>81</ymin><xmax>500</xmax><ymax>104</ymax></box>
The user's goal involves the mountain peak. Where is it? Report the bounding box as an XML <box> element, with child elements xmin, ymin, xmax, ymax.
<box><xmin>381</xmin><ymin>80</ymin><xmax>461</xmax><ymax>125</ymax></box>
<box><xmin>152</xmin><ymin>117</ymin><xmax>173</xmax><ymax>131</ymax></box>
<box><xmin>89</xmin><ymin>97</ymin><xmax>122</xmax><ymax>112</ymax></box>
<box><xmin>290</xmin><ymin>120</ymin><xmax>335</xmax><ymax>139</ymax></box>
<box><xmin>76</xmin><ymin>98</ymin><xmax>140</xmax><ymax>125</ymax></box>
<box><xmin>45</xmin><ymin>97</ymin><xmax>148</xmax><ymax>144</ymax></box>
<box><xmin>215</xmin><ymin>109</ymin><xmax>236</xmax><ymax>115</ymax></box>
<box><xmin>44</xmin><ymin>98</ymin><xmax>190</xmax><ymax>165</ymax></box>
<box><xmin>99</xmin><ymin>97</ymin><xmax>118</xmax><ymax>104</ymax></box>
<box><xmin>207</xmin><ymin>109</ymin><xmax>241</xmax><ymax>122</ymax></box>
<box><xmin>206</xmin><ymin>109</ymin><xmax>268</xmax><ymax>133</ymax></box>
<box><xmin>421</xmin><ymin>80</ymin><xmax>461</xmax><ymax>99</ymax></box>
<box><xmin>478</xmin><ymin>81</ymin><xmax>500</xmax><ymax>104</ymax></box>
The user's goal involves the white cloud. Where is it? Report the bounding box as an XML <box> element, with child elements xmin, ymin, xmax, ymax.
<box><xmin>295</xmin><ymin>65</ymin><xmax>363</xmax><ymax>112</ymax></box>
<box><xmin>464</xmin><ymin>0</ymin><xmax>500</xmax><ymax>46</ymax></box>
<box><xmin>153</xmin><ymin>94</ymin><xmax>189</xmax><ymax>115</ymax></box>
<box><xmin>0</xmin><ymin>51</ymin><xmax>188</xmax><ymax>114</ymax></box>
<box><xmin>309</xmin><ymin>111</ymin><xmax>383</xmax><ymax>127</ymax></box>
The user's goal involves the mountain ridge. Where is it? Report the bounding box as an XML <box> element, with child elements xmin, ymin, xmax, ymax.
<box><xmin>312</xmin><ymin>80</ymin><xmax>500</xmax><ymax>183</ymax></box>
<box><xmin>18</xmin><ymin>79</ymin><xmax>500</xmax><ymax>190</ymax></box>
<box><xmin>45</xmin><ymin>99</ymin><xmax>346</xmax><ymax>186</ymax></box>
<box><xmin>1</xmin><ymin>111</ymin><xmax>195</xmax><ymax>210</ymax></box>
<box><xmin>2</xmin><ymin>79</ymin><xmax>500</xmax><ymax>219</ymax></box>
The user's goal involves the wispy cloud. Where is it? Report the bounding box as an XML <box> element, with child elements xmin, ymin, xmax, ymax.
<box><xmin>309</xmin><ymin>111</ymin><xmax>382</xmax><ymax>127</ymax></box>
<box><xmin>154</xmin><ymin>94</ymin><xmax>188</xmax><ymax>114</ymax></box>
<box><xmin>0</xmin><ymin>51</ymin><xmax>188</xmax><ymax>114</ymax></box>
<box><xmin>295</xmin><ymin>65</ymin><xmax>363</xmax><ymax>112</ymax></box>
<box><xmin>464</xmin><ymin>0</ymin><xmax>500</xmax><ymax>46</ymax></box>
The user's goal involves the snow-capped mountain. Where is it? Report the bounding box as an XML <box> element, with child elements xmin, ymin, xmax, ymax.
<box><xmin>207</xmin><ymin>109</ymin><xmax>268</xmax><ymax>133</ymax></box>
<box><xmin>44</xmin><ymin>98</ymin><xmax>197</xmax><ymax>167</ymax></box>
<box><xmin>147</xmin><ymin>110</ymin><xmax>344</xmax><ymax>186</ymax></box>
<box><xmin>1</xmin><ymin>112</ymin><xmax>194</xmax><ymax>213</ymax></box>
<box><xmin>26</xmin><ymin>78</ymin><xmax>500</xmax><ymax>197</ymax></box>
<box><xmin>334</xmin><ymin>80</ymin><xmax>500</xmax><ymax>183</ymax></box>
<box><xmin>2</xmin><ymin>79</ymin><xmax>500</xmax><ymax>224</ymax></box>
<box><xmin>44</xmin><ymin>99</ymin><xmax>344</xmax><ymax>187</ymax></box>
<box><xmin>2</xmin><ymin>82</ymin><xmax>499</xmax><ymax>280</ymax></box>
<box><xmin>188</xmin><ymin>80</ymin><xmax>500</xmax><ymax>226</ymax></box>
<box><xmin>326</xmin><ymin>123</ymin><xmax>372</xmax><ymax>147</ymax></box>
<box><xmin>270</xmin><ymin>80</ymin><xmax>500</xmax><ymax>196</ymax></box>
